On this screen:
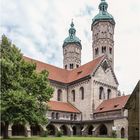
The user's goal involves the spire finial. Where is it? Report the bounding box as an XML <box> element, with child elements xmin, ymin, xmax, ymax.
<box><xmin>69</xmin><ymin>19</ymin><xmax>76</xmax><ymax>37</ymax></box>
<box><xmin>71</xmin><ymin>19</ymin><xmax>74</xmax><ymax>27</ymax></box>
<box><xmin>99</xmin><ymin>0</ymin><xmax>108</xmax><ymax>13</ymax></box>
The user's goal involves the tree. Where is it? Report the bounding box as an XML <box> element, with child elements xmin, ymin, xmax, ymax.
<box><xmin>0</xmin><ymin>35</ymin><xmax>54</xmax><ymax>139</ymax></box>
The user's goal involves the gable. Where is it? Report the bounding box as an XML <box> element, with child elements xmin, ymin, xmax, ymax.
<box><xmin>93</xmin><ymin>59</ymin><xmax>118</xmax><ymax>86</ymax></box>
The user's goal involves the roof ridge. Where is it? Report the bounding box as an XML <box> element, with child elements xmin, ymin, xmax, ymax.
<box><xmin>23</xmin><ymin>56</ymin><xmax>69</xmax><ymax>72</ymax></box>
<box><xmin>106</xmin><ymin>95</ymin><xmax>130</xmax><ymax>100</ymax></box>
<box><xmin>24</xmin><ymin>55</ymin><xmax>105</xmax><ymax>83</ymax></box>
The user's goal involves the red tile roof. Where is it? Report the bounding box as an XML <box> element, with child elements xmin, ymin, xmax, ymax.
<box><xmin>94</xmin><ymin>95</ymin><xmax>130</xmax><ymax>113</ymax></box>
<box><xmin>48</xmin><ymin>101</ymin><xmax>80</xmax><ymax>113</ymax></box>
<box><xmin>23</xmin><ymin>55</ymin><xmax>104</xmax><ymax>83</ymax></box>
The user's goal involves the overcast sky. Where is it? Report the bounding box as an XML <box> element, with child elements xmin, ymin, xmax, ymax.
<box><xmin>0</xmin><ymin>0</ymin><xmax>140</xmax><ymax>94</ymax></box>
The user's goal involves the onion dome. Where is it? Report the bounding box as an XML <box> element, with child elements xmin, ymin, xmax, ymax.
<box><xmin>92</xmin><ymin>0</ymin><xmax>115</xmax><ymax>27</ymax></box>
<box><xmin>63</xmin><ymin>21</ymin><xmax>82</xmax><ymax>48</ymax></box>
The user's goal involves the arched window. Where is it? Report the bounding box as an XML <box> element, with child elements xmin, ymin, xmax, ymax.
<box><xmin>107</xmin><ymin>89</ymin><xmax>111</xmax><ymax>99</ymax></box>
<box><xmin>102</xmin><ymin>46</ymin><xmax>106</xmax><ymax>53</ymax></box>
<box><xmin>95</xmin><ymin>48</ymin><xmax>99</xmax><ymax>55</ymax></box>
<box><xmin>70</xmin><ymin>64</ymin><xmax>74</xmax><ymax>69</ymax></box>
<box><xmin>109</xmin><ymin>48</ymin><xmax>112</xmax><ymax>54</ymax></box>
<box><xmin>57</xmin><ymin>89</ymin><xmax>62</xmax><ymax>101</ymax></box>
<box><xmin>74</xmin><ymin>114</ymin><xmax>77</xmax><ymax>120</ymax></box>
<box><xmin>70</xmin><ymin>114</ymin><xmax>73</xmax><ymax>120</ymax></box>
<box><xmin>72</xmin><ymin>90</ymin><xmax>75</xmax><ymax>102</ymax></box>
<box><xmin>51</xmin><ymin>112</ymin><xmax>55</xmax><ymax>119</ymax></box>
<box><xmin>56</xmin><ymin>113</ymin><xmax>59</xmax><ymax>119</ymax></box>
<box><xmin>79</xmin><ymin>87</ymin><xmax>84</xmax><ymax>100</ymax></box>
<box><xmin>99</xmin><ymin>87</ymin><xmax>104</xmax><ymax>99</ymax></box>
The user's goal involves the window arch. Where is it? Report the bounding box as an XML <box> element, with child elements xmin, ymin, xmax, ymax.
<box><xmin>56</xmin><ymin>113</ymin><xmax>59</xmax><ymax>119</ymax></box>
<box><xmin>102</xmin><ymin>46</ymin><xmax>106</xmax><ymax>53</ymax></box>
<box><xmin>70</xmin><ymin>114</ymin><xmax>73</xmax><ymax>120</ymax></box>
<box><xmin>51</xmin><ymin>112</ymin><xmax>55</xmax><ymax>119</ymax></box>
<box><xmin>79</xmin><ymin>87</ymin><xmax>84</xmax><ymax>100</ymax></box>
<box><xmin>74</xmin><ymin>114</ymin><xmax>77</xmax><ymax>120</ymax></box>
<box><xmin>107</xmin><ymin>89</ymin><xmax>111</xmax><ymax>99</ymax></box>
<box><xmin>99</xmin><ymin>87</ymin><xmax>105</xmax><ymax>99</ymax></box>
<box><xmin>72</xmin><ymin>90</ymin><xmax>75</xmax><ymax>102</ymax></box>
<box><xmin>95</xmin><ymin>48</ymin><xmax>99</xmax><ymax>55</ymax></box>
<box><xmin>70</xmin><ymin>64</ymin><xmax>74</xmax><ymax>69</ymax></box>
<box><xmin>57</xmin><ymin>89</ymin><xmax>62</xmax><ymax>101</ymax></box>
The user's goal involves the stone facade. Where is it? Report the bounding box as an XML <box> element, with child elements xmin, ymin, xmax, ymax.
<box><xmin>91</xmin><ymin>21</ymin><xmax>115</xmax><ymax>68</ymax></box>
<box><xmin>125</xmin><ymin>81</ymin><xmax>140</xmax><ymax>140</ymax></box>
<box><xmin>63</xmin><ymin>44</ymin><xmax>81</xmax><ymax>70</ymax></box>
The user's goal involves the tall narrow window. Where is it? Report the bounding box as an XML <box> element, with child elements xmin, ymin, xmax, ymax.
<box><xmin>109</xmin><ymin>48</ymin><xmax>112</xmax><ymax>54</ymax></box>
<box><xmin>102</xmin><ymin>47</ymin><xmax>106</xmax><ymax>53</ymax></box>
<box><xmin>99</xmin><ymin>87</ymin><xmax>104</xmax><ymax>99</ymax></box>
<box><xmin>72</xmin><ymin>90</ymin><xmax>75</xmax><ymax>102</ymax></box>
<box><xmin>70</xmin><ymin>64</ymin><xmax>74</xmax><ymax>69</ymax></box>
<box><xmin>80</xmin><ymin>87</ymin><xmax>84</xmax><ymax>100</ymax></box>
<box><xmin>56</xmin><ymin>113</ymin><xmax>59</xmax><ymax>119</ymax></box>
<box><xmin>65</xmin><ymin>65</ymin><xmax>67</xmax><ymax>69</ymax></box>
<box><xmin>74</xmin><ymin>114</ymin><xmax>77</xmax><ymax>120</ymax></box>
<box><xmin>57</xmin><ymin>89</ymin><xmax>62</xmax><ymax>101</ymax></box>
<box><xmin>51</xmin><ymin>112</ymin><xmax>55</xmax><ymax>119</ymax></box>
<box><xmin>107</xmin><ymin>89</ymin><xmax>111</xmax><ymax>99</ymax></box>
<box><xmin>95</xmin><ymin>48</ymin><xmax>99</xmax><ymax>55</ymax></box>
<box><xmin>70</xmin><ymin>114</ymin><xmax>73</xmax><ymax>120</ymax></box>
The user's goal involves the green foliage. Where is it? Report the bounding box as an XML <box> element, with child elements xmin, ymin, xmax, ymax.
<box><xmin>41</xmin><ymin>130</ymin><xmax>49</xmax><ymax>137</ymax></box>
<box><xmin>56</xmin><ymin>130</ymin><xmax>63</xmax><ymax>137</ymax></box>
<box><xmin>0</xmin><ymin>35</ymin><xmax>54</xmax><ymax>133</ymax></box>
<box><xmin>111</xmin><ymin>130</ymin><xmax>117</xmax><ymax>138</ymax></box>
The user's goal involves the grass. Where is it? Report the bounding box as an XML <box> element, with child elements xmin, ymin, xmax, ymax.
<box><xmin>2</xmin><ymin>136</ymin><xmax>127</xmax><ymax>140</ymax></box>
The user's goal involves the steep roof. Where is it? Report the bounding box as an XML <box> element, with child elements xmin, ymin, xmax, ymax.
<box><xmin>94</xmin><ymin>95</ymin><xmax>130</xmax><ymax>113</ymax></box>
<box><xmin>48</xmin><ymin>101</ymin><xmax>80</xmax><ymax>113</ymax></box>
<box><xmin>23</xmin><ymin>55</ymin><xmax>104</xmax><ymax>84</ymax></box>
<box><xmin>125</xmin><ymin>80</ymin><xmax>140</xmax><ymax>109</ymax></box>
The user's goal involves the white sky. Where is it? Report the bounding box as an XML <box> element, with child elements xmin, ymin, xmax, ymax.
<box><xmin>0</xmin><ymin>0</ymin><xmax>140</xmax><ymax>94</ymax></box>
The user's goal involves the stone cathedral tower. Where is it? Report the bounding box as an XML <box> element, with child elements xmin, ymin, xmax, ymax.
<box><xmin>63</xmin><ymin>21</ymin><xmax>82</xmax><ymax>70</ymax></box>
<box><xmin>91</xmin><ymin>0</ymin><xmax>115</xmax><ymax>68</ymax></box>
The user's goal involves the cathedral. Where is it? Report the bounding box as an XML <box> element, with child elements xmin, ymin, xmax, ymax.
<box><xmin>7</xmin><ymin>0</ymin><xmax>130</xmax><ymax>138</ymax></box>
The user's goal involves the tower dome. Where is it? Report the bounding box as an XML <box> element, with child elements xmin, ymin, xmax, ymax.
<box><xmin>63</xmin><ymin>21</ymin><xmax>82</xmax><ymax>48</ymax></box>
<box><xmin>62</xmin><ymin>21</ymin><xmax>82</xmax><ymax>70</ymax></box>
<box><xmin>92</xmin><ymin>0</ymin><xmax>115</xmax><ymax>27</ymax></box>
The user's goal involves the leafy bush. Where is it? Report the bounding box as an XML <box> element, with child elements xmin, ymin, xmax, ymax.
<box><xmin>56</xmin><ymin>130</ymin><xmax>63</xmax><ymax>137</ymax></box>
<box><xmin>112</xmin><ymin>130</ymin><xmax>117</xmax><ymax>138</ymax></box>
<box><xmin>41</xmin><ymin>130</ymin><xmax>49</xmax><ymax>137</ymax></box>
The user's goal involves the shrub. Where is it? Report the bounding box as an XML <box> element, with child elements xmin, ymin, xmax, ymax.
<box><xmin>41</xmin><ymin>130</ymin><xmax>49</xmax><ymax>137</ymax></box>
<box><xmin>56</xmin><ymin>130</ymin><xmax>63</xmax><ymax>137</ymax></box>
<box><xmin>112</xmin><ymin>130</ymin><xmax>117</xmax><ymax>138</ymax></box>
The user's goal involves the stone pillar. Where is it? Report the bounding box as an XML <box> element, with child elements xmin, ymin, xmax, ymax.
<box><xmin>67</xmin><ymin>125</ymin><xmax>73</xmax><ymax>136</ymax></box>
<box><xmin>81</xmin><ymin>125</ymin><xmax>87</xmax><ymax>136</ymax></box>
<box><xmin>8</xmin><ymin>125</ymin><xmax>12</xmax><ymax>137</ymax></box>
<box><xmin>25</xmin><ymin>124</ymin><xmax>31</xmax><ymax>137</ymax></box>
<box><xmin>40</xmin><ymin>125</ymin><xmax>47</xmax><ymax>136</ymax></box>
